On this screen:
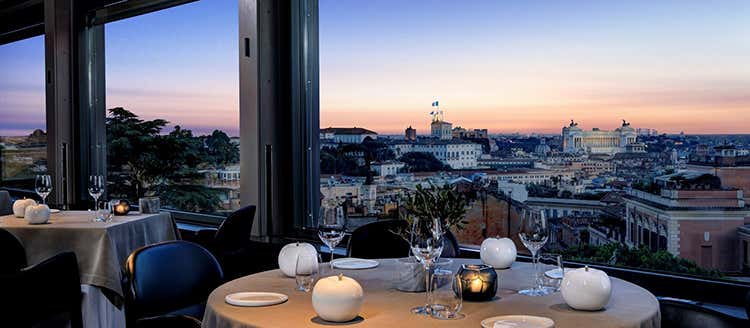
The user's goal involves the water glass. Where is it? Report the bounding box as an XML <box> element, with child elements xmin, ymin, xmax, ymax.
<box><xmin>94</xmin><ymin>200</ymin><xmax>113</xmax><ymax>223</ymax></box>
<box><xmin>430</xmin><ymin>269</ymin><xmax>463</xmax><ymax>320</ymax></box>
<box><xmin>538</xmin><ymin>253</ymin><xmax>564</xmax><ymax>293</ymax></box>
<box><xmin>295</xmin><ymin>253</ymin><xmax>320</xmax><ymax>292</ymax></box>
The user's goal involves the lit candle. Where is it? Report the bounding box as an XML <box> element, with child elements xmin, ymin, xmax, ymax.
<box><xmin>470</xmin><ymin>276</ymin><xmax>484</xmax><ymax>293</ymax></box>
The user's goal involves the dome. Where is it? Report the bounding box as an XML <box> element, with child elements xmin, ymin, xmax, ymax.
<box><xmin>535</xmin><ymin>139</ymin><xmax>552</xmax><ymax>155</ymax></box>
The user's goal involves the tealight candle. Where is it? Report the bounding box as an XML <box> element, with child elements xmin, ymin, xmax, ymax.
<box><xmin>112</xmin><ymin>200</ymin><xmax>130</xmax><ymax>216</ymax></box>
<box><xmin>457</xmin><ymin>264</ymin><xmax>498</xmax><ymax>302</ymax></box>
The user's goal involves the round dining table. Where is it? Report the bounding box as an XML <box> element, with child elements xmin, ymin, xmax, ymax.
<box><xmin>202</xmin><ymin>258</ymin><xmax>660</xmax><ymax>328</ymax></box>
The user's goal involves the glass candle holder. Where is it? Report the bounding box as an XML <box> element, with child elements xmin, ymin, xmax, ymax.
<box><xmin>113</xmin><ymin>199</ymin><xmax>130</xmax><ymax>216</ymax></box>
<box><xmin>457</xmin><ymin>264</ymin><xmax>497</xmax><ymax>302</ymax></box>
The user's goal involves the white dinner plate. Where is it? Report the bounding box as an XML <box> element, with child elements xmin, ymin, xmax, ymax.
<box><xmin>225</xmin><ymin>292</ymin><xmax>288</xmax><ymax>307</ymax></box>
<box><xmin>50</xmin><ymin>209</ymin><xmax>60</xmax><ymax>213</ymax></box>
<box><xmin>331</xmin><ymin>258</ymin><xmax>379</xmax><ymax>270</ymax></box>
<box><xmin>481</xmin><ymin>315</ymin><xmax>555</xmax><ymax>328</ymax></box>
<box><xmin>544</xmin><ymin>268</ymin><xmax>572</xmax><ymax>279</ymax></box>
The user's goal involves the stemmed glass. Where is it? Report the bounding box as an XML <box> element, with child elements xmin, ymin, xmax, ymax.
<box><xmin>88</xmin><ymin>175</ymin><xmax>104</xmax><ymax>211</ymax></box>
<box><xmin>518</xmin><ymin>208</ymin><xmax>551</xmax><ymax>296</ymax></box>
<box><xmin>318</xmin><ymin>198</ymin><xmax>346</xmax><ymax>269</ymax></box>
<box><xmin>410</xmin><ymin>216</ymin><xmax>444</xmax><ymax>315</ymax></box>
<box><xmin>35</xmin><ymin>174</ymin><xmax>52</xmax><ymax>204</ymax></box>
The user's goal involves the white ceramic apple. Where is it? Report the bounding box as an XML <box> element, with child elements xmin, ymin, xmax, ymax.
<box><xmin>277</xmin><ymin>242</ymin><xmax>318</xmax><ymax>277</ymax></box>
<box><xmin>12</xmin><ymin>198</ymin><xmax>37</xmax><ymax>218</ymax></box>
<box><xmin>24</xmin><ymin>204</ymin><xmax>50</xmax><ymax>225</ymax></box>
<box><xmin>312</xmin><ymin>273</ymin><xmax>364</xmax><ymax>322</ymax></box>
<box><xmin>561</xmin><ymin>266</ymin><xmax>612</xmax><ymax>311</ymax></box>
<box><xmin>480</xmin><ymin>237</ymin><xmax>517</xmax><ymax>269</ymax></box>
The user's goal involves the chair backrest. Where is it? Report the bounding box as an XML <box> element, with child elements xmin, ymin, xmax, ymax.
<box><xmin>123</xmin><ymin>241</ymin><xmax>224</xmax><ymax>323</ymax></box>
<box><xmin>348</xmin><ymin>220</ymin><xmax>462</xmax><ymax>259</ymax></box>
<box><xmin>214</xmin><ymin>205</ymin><xmax>256</xmax><ymax>252</ymax></box>
<box><xmin>658</xmin><ymin>297</ymin><xmax>747</xmax><ymax>328</ymax></box>
<box><xmin>0</xmin><ymin>252</ymin><xmax>83</xmax><ymax>328</ymax></box>
<box><xmin>348</xmin><ymin>220</ymin><xmax>411</xmax><ymax>259</ymax></box>
<box><xmin>0</xmin><ymin>190</ymin><xmax>11</xmax><ymax>216</ymax></box>
<box><xmin>0</xmin><ymin>228</ymin><xmax>26</xmax><ymax>274</ymax></box>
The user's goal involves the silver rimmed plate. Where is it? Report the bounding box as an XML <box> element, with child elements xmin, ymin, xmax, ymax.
<box><xmin>331</xmin><ymin>258</ymin><xmax>379</xmax><ymax>270</ymax></box>
<box><xmin>481</xmin><ymin>315</ymin><xmax>555</xmax><ymax>328</ymax></box>
<box><xmin>225</xmin><ymin>292</ymin><xmax>288</xmax><ymax>307</ymax></box>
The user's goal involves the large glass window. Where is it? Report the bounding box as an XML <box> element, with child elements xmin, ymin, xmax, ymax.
<box><xmin>105</xmin><ymin>1</ymin><xmax>239</xmax><ymax>217</ymax></box>
<box><xmin>0</xmin><ymin>36</ymin><xmax>47</xmax><ymax>194</ymax></box>
<box><xmin>316</xmin><ymin>0</ymin><xmax>750</xmax><ymax>281</ymax></box>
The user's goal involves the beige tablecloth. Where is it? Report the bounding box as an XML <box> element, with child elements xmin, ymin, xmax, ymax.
<box><xmin>0</xmin><ymin>211</ymin><xmax>177</xmax><ymax>297</ymax></box>
<box><xmin>203</xmin><ymin>259</ymin><xmax>660</xmax><ymax>328</ymax></box>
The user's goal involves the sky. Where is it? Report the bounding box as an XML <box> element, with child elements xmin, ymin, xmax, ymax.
<box><xmin>1</xmin><ymin>0</ymin><xmax>749</xmax><ymax>136</ymax></box>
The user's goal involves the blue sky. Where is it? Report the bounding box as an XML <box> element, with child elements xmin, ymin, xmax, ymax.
<box><xmin>2</xmin><ymin>0</ymin><xmax>749</xmax><ymax>136</ymax></box>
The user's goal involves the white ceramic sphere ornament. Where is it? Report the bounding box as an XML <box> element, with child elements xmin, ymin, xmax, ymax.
<box><xmin>24</xmin><ymin>204</ymin><xmax>50</xmax><ymax>224</ymax></box>
<box><xmin>312</xmin><ymin>273</ymin><xmax>364</xmax><ymax>322</ymax></box>
<box><xmin>277</xmin><ymin>242</ymin><xmax>318</xmax><ymax>277</ymax></box>
<box><xmin>12</xmin><ymin>198</ymin><xmax>37</xmax><ymax>218</ymax></box>
<box><xmin>561</xmin><ymin>266</ymin><xmax>612</xmax><ymax>311</ymax></box>
<box><xmin>480</xmin><ymin>237</ymin><xmax>517</xmax><ymax>269</ymax></box>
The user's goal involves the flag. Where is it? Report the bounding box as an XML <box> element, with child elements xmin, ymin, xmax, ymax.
<box><xmin>432</xmin><ymin>100</ymin><xmax>439</xmax><ymax>107</ymax></box>
<box><xmin>430</xmin><ymin>111</ymin><xmax>435</xmax><ymax>115</ymax></box>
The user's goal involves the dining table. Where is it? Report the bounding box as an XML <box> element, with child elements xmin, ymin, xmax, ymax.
<box><xmin>203</xmin><ymin>258</ymin><xmax>660</xmax><ymax>328</ymax></box>
<box><xmin>0</xmin><ymin>210</ymin><xmax>179</xmax><ymax>328</ymax></box>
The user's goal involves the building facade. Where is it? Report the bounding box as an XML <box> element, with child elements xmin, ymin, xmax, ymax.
<box><xmin>562</xmin><ymin>120</ymin><xmax>637</xmax><ymax>154</ymax></box>
<box><xmin>390</xmin><ymin>140</ymin><xmax>482</xmax><ymax>169</ymax></box>
<box><xmin>624</xmin><ymin>188</ymin><xmax>750</xmax><ymax>272</ymax></box>
<box><xmin>431</xmin><ymin>121</ymin><xmax>453</xmax><ymax>140</ymax></box>
<box><xmin>320</xmin><ymin>127</ymin><xmax>377</xmax><ymax>144</ymax></box>
<box><xmin>404</xmin><ymin>126</ymin><xmax>416</xmax><ymax>141</ymax></box>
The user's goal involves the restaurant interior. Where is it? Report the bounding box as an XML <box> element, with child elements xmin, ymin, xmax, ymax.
<box><xmin>1</xmin><ymin>0</ymin><xmax>749</xmax><ymax>327</ymax></box>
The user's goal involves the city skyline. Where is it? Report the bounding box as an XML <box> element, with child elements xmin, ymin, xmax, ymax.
<box><xmin>2</xmin><ymin>0</ymin><xmax>750</xmax><ymax>136</ymax></box>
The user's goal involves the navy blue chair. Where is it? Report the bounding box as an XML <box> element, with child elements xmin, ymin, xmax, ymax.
<box><xmin>0</xmin><ymin>190</ymin><xmax>11</xmax><ymax>216</ymax></box>
<box><xmin>195</xmin><ymin>205</ymin><xmax>256</xmax><ymax>280</ymax></box>
<box><xmin>122</xmin><ymin>241</ymin><xmax>224</xmax><ymax>327</ymax></box>
<box><xmin>348</xmin><ymin>220</ymin><xmax>461</xmax><ymax>259</ymax></box>
<box><xmin>0</xmin><ymin>251</ymin><xmax>82</xmax><ymax>328</ymax></box>
<box><xmin>658</xmin><ymin>297</ymin><xmax>747</xmax><ymax>328</ymax></box>
<box><xmin>0</xmin><ymin>228</ymin><xmax>26</xmax><ymax>274</ymax></box>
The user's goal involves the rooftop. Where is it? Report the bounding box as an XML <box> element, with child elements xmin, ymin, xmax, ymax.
<box><xmin>320</xmin><ymin>127</ymin><xmax>378</xmax><ymax>135</ymax></box>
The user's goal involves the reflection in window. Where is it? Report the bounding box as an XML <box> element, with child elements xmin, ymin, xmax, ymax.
<box><xmin>0</xmin><ymin>36</ymin><xmax>47</xmax><ymax>193</ymax></box>
<box><xmin>316</xmin><ymin>0</ymin><xmax>750</xmax><ymax>281</ymax></box>
<box><xmin>105</xmin><ymin>1</ymin><xmax>239</xmax><ymax>216</ymax></box>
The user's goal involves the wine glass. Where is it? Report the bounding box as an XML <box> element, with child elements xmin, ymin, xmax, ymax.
<box><xmin>518</xmin><ymin>208</ymin><xmax>550</xmax><ymax>296</ymax></box>
<box><xmin>88</xmin><ymin>175</ymin><xmax>104</xmax><ymax>211</ymax></box>
<box><xmin>35</xmin><ymin>174</ymin><xmax>52</xmax><ymax>204</ymax></box>
<box><xmin>410</xmin><ymin>216</ymin><xmax>444</xmax><ymax>315</ymax></box>
<box><xmin>318</xmin><ymin>198</ymin><xmax>346</xmax><ymax>269</ymax></box>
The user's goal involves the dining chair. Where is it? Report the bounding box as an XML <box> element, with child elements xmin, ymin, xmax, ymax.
<box><xmin>348</xmin><ymin>219</ymin><xmax>462</xmax><ymax>259</ymax></box>
<box><xmin>0</xmin><ymin>251</ymin><xmax>82</xmax><ymax>328</ymax></box>
<box><xmin>0</xmin><ymin>228</ymin><xmax>26</xmax><ymax>274</ymax></box>
<box><xmin>658</xmin><ymin>296</ymin><xmax>747</xmax><ymax>328</ymax></box>
<box><xmin>0</xmin><ymin>190</ymin><xmax>11</xmax><ymax>216</ymax></box>
<box><xmin>136</xmin><ymin>314</ymin><xmax>202</xmax><ymax>328</ymax></box>
<box><xmin>122</xmin><ymin>240</ymin><xmax>224</xmax><ymax>327</ymax></box>
<box><xmin>195</xmin><ymin>205</ymin><xmax>256</xmax><ymax>280</ymax></box>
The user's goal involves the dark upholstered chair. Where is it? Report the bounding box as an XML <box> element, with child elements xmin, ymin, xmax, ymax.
<box><xmin>0</xmin><ymin>190</ymin><xmax>11</xmax><ymax>216</ymax></box>
<box><xmin>122</xmin><ymin>241</ymin><xmax>224</xmax><ymax>327</ymax></box>
<box><xmin>136</xmin><ymin>314</ymin><xmax>202</xmax><ymax>328</ymax></box>
<box><xmin>347</xmin><ymin>220</ymin><xmax>461</xmax><ymax>259</ymax></box>
<box><xmin>658</xmin><ymin>297</ymin><xmax>747</xmax><ymax>328</ymax></box>
<box><xmin>0</xmin><ymin>252</ymin><xmax>82</xmax><ymax>328</ymax></box>
<box><xmin>0</xmin><ymin>228</ymin><xmax>26</xmax><ymax>274</ymax></box>
<box><xmin>195</xmin><ymin>205</ymin><xmax>256</xmax><ymax>280</ymax></box>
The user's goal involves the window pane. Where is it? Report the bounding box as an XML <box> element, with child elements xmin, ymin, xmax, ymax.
<box><xmin>0</xmin><ymin>36</ymin><xmax>47</xmax><ymax>195</ymax></box>
<box><xmin>105</xmin><ymin>1</ymin><xmax>239</xmax><ymax>217</ymax></box>
<box><xmin>317</xmin><ymin>0</ymin><xmax>750</xmax><ymax>281</ymax></box>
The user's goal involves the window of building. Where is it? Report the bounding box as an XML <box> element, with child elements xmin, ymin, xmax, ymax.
<box><xmin>105</xmin><ymin>1</ymin><xmax>239</xmax><ymax>218</ymax></box>
<box><xmin>312</xmin><ymin>0</ymin><xmax>750</xmax><ymax>282</ymax></box>
<box><xmin>0</xmin><ymin>35</ymin><xmax>47</xmax><ymax>195</ymax></box>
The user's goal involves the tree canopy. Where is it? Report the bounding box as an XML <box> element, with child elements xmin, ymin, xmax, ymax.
<box><xmin>399</xmin><ymin>152</ymin><xmax>449</xmax><ymax>172</ymax></box>
<box><xmin>106</xmin><ymin>107</ymin><xmax>239</xmax><ymax>213</ymax></box>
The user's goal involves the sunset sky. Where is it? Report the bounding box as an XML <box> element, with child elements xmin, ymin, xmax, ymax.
<box><xmin>1</xmin><ymin>0</ymin><xmax>749</xmax><ymax>136</ymax></box>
